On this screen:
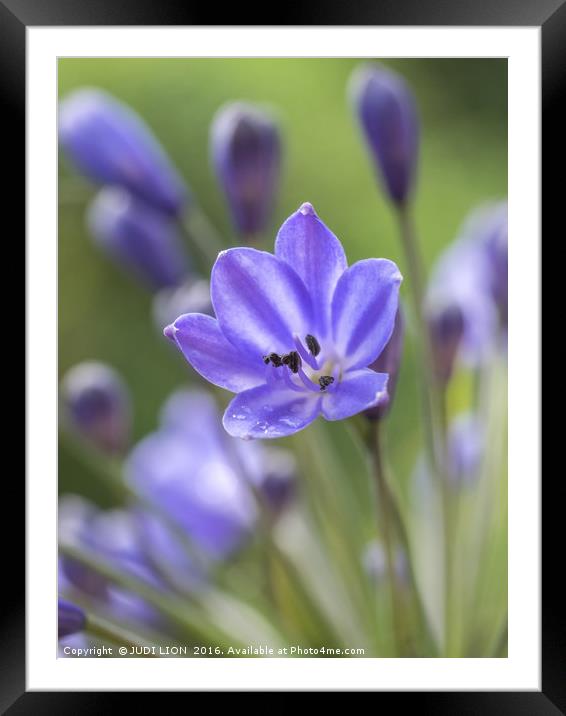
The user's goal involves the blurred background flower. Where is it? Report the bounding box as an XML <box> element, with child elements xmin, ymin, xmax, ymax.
<box><xmin>59</xmin><ymin>88</ymin><xmax>188</xmax><ymax>215</ymax></box>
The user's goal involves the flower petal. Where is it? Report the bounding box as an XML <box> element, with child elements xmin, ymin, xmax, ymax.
<box><xmin>168</xmin><ymin>313</ymin><xmax>265</xmax><ymax>393</ymax></box>
<box><xmin>275</xmin><ymin>203</ymin><xmax>347</xmax><ymax>338</ymax></box>
<box><xmin>322</xmin><ymin>369</ymin><xmax>388</xmax><ymax>421</ymax></box>
<box><xmin>223</xmin><ymin>384</ymin><xmax>321</xmax><ymax>439</ymax></box>
<box><xmin>332</xmin><ymin>258</ymin><xmax>402</xmax><ymax>370</ymax></box>
<box><xmin>211</xmin><ymin>248</ymin><xmax>313</xmax><ymax>357</ymax></box>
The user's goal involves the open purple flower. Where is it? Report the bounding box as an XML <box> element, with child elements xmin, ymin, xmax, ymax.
<box><xmin>165</xmin><ymin>203</ymin><xmax>402</xmax><ymax>439</ymax></box>
<box><xmin>126</xmin><ymin>389</ymin><xmax>257</xmax><ymax>558</ymax></box>
<box><xmin>426</xmin><ymin>201</ymin><xmax>507</xmax><ymax>370</ymax></box>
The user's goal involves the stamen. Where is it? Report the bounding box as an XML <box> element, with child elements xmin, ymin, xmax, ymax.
<box><xmin>293</xmin><ymin>335</ymin><xmax>319</xmax><ymax>370</ymax></box>
<box><xmin>297</xmin><ymin>368</ymin><xmax>321</xmax><ymax>393</ymax></box>
<box><xmin>326</xmin><ymin>365</ymin><xmax>341</xmax><ymax>393</ymax></box>
<box><xmin>281</xmin><ymin>350</ymin><xmax>301</xmax><ymax>374</ymax></box>
<box><xmin>268</xmin><ymin>352</ymin><xmax>283</xmax><ymax>367</ymax></box>
<box><xmin>318</xmin><ymin>376</ymin><xmax>335</xmax><ymax>391</ymax></box>
<box><xmin>305</xmin><ymin>334</ymin><xmax>321</xmax><ymax>357</ymax></box>
<box><xmin>281</xmin><ymin>367</ymin><xmax>304</xmax><ymax>393</ymax></box>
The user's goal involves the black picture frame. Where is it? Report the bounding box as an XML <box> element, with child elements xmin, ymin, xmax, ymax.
<box><xmin>9</xmin><ymin>0</ymin><xmax>553</xmax><ymax>708</ymax></box>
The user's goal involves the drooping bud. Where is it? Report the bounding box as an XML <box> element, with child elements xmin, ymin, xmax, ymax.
<box><xmin>427</xmin><ymin>303</ymin><xmax>465</xmax><ymax>387</ymax></box>
<box><xmin>366</xmin><ymin>306</ymin><xmax>405</xmax><ymax>420</ymax></box>
<box><xmin>87</xmin><ymin>187</ymin><xmax>190</xmax><ymax>291</ymax></box>
<box><xmin>58</xmin><ymin>598</ymin><xmax>86</xmax><ymax>639</ymax></box>
<box><xmin>211</xmin><ymin>102</ymin><xmax>281</xmax><ymax>238</ymax></box>
<box><xmin>481</xmin><ymin>202</ymin><xmax>508</xmax><ymax>328</ymax></box>
<box><xmin>255</xmin><ymin>447</ymin><xmax>297</xmax><ymax>514</ymax></box>
<box><xmin>350</xmin><ymin>64</ymin><xmax>419</xmax><ymax>206</ymax></box>
<box><xmin>447</xmin><ymin>413</ymin><xmax>484</xmax><ymax>489</ymax></box>
<box><xmin>362</xmin><ymin>540</ymin><xmax>409</xmax><ymax>587</ymax></box>
<box><xmin>60</xmin><ymin>362</ymin><xmax>131</xmax><ymax>454</ymax></box>
<box><xmin>59</xmin><ymin>88</ymin><xmax>187</xmax><ymax>215</ymax></box>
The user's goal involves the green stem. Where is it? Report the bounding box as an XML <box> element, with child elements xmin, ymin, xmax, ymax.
<box><xmin>396</xmin><ymin>205</ymin><xmax>454</xmax><ymax>655</ymax></box>
<box><xmin>368</xmin><ymin>423</ymin><xmax>406</xmax><ymax>656</ymax></box>
<box><xmin>396</xmin><ymin>207</ymin><xmax>444</xmax><ymax>476</ymax></box>
<box><xmin>181</xmin><ymin>205</ymin><xmax>226</xmax><ymax>268</ymax></box>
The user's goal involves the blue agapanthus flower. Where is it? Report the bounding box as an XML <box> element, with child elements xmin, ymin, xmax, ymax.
<box><xmin>165</xmin><ymin>203</ymin><xmax>402</xmax><ymax>439</ymax></box>
<box><xmin>126</xmin><ymin>390</ymin><xmax>257</xmax><ymax>557</ymax></box>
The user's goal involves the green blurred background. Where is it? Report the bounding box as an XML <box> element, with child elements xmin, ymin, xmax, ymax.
<box><xmin>58</xmin><ymin>58</ymin><xmax>507</xmax><ymax>507</ymax></box>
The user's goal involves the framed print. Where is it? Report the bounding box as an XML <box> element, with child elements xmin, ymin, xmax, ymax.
<box><xmin>8</xmin><ymin>0</ymin><xmax>554</xmax><ymax>707</ymax></box>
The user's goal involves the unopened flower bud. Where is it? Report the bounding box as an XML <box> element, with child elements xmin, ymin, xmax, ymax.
<box><xmin>427</xmin><ymin>303</ymin><xmax>465</xmax><ymax>387</ymax></box>
<box><xmin>59</xmin><ymin>88</ymin><xmax>187</xmax><ymax>214</ymax></box>
<box><xmin>211</xmin><ymin>102</ymin><xmax>281</xmax><ymax>238</ymax></box>
<box><xmin>447</xmin><ymin>413</ymin><xmax>483</xmax><ymax>489</ymax></box>
<box><xmin>350</xmin><ymin>64</ymin><xmax>419</xmax><ymax>206</ymax></box>
<box><xmin>87</xmin><ymin>187</ymin><xmax>190</xmax><ymax>291</ymax></box>
<box><xmin>366</xmin><ymin>307</ymin><xmax>404</xmax><ymax>420</ymax></box>
<box><xmin>61</xmin><ymin>362</ymin><xmax>130</xmax><ymax>454</ymax></box>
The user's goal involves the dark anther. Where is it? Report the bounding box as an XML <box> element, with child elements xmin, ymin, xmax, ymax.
<box><xmin>305</xmin><ymin>334</ymin><xmax>321</xmax><ymax>357</ymax></box>
<box><xmin>263</xmin><ymin>355</ymin><xmax>270</xmax><ymax>365</ymax></box>
<box><xmin>318</xmin><ymin>375</ymin><xmax>335</xmax><ymax>391</ymax></box>
<box><xmin>282</xmin><ymin>351</ymin><xmax>301</xmax><ymax>374</ymax></box>
<box><xmin>267</xmin><ymin>353</ymin><xmax>283</xmax><ymax>367</ymax></box>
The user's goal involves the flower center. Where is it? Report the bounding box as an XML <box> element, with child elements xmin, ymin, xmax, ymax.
<box><xmin>262</xmin><ymin>334</ymin><xmax>339</xmax><ymax>393</ymax></box>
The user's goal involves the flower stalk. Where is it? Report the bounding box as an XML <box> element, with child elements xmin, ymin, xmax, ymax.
<box><xmin>395</xmin><ymin>204</ymin><xmax>455</xmax><ymax>656</ymax></box>
<box><xmin>181</xmin><ymin>204</ymin><xmax>227</xmax><ymax>268</ymax></box>
<box><xmin>84</xmin><ymin>612</ymin><xmax>162</xmax><ymax>655</ymax></box>
<box><xmin>367</xmin><ymin>423</ymin><xmax>407</xmax><ymax>656</ymax></box>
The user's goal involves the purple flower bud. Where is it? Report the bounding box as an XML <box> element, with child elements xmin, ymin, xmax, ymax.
<box><xmin>58</xmin><ymin>598</ymin><xmax>86</xmax><ymax>638</ymax></box>
<box><xmin>447</xmin><ymin>413</ymin><xmax>483</xmax><ymax>489</ymax></box>
<box><xmin>59</xmin><ymin>88</ymin><xmax>187</xmax><ymax>215</ymax></box>
<box><xmin>365</xmin><ymin>307</ymin><xmax>405</xmax><ymax>420</ymax></box>
<box><xmin>153</xmin><ymin>278</ymin><xmax>213</xmax><ymax>332</ymax></box>
<box><xmin>61</xmin><ymin>362</ymin><xmax>131</xmax><ymax>455</ymax></box>
<box><xmin>211</xmin><ymin>102</ymin><xmax>281</xmax><ymax>238</ymax></box>
<box><xmin>236</xmin><ymin>441</ymin><xmax>297</xmax><ymax>514</ymax></box>
<box><xmin>258</xmin><ymin>448</ymin><xmax>297</xmax><ymax>513</ymax></box>
<box><xmin>427</xmin><ymin>303</ymin><xmax>465</xmax><ymax>387</ymax></box>
<box><xmin>362</xmin><ymin>541</ymin><xmax>409</xmax><ymax>587</ymax></box>
<box><xmin>481</xmin><ymin>202</ymin><xmax>508</xmax><ymax>327</ymax></box>
<box><xmin>350</xmin><ymin>64</ymin><xmax>419</xmax><ymax>206</ymax></box>
<box><xmin>87</xmin><ymin>188</ymin><xmax>190</xmax><ymax>291</ymax></box>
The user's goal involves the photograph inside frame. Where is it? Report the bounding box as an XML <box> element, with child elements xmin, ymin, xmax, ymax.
<box><xmin>57</xmin><ymin>57</ymin><xmax>508</xmax><ymax>659</ymax></box>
